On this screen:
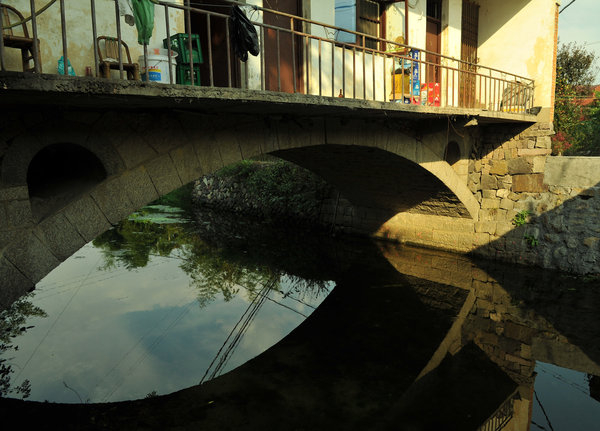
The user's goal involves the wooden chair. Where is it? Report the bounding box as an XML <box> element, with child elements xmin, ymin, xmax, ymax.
<box><xmin>1</xmin><ymin>4</ymin><xmax>41</xmax><ymax>72</ymax></box>
<box><xmin>96</xmin><ymin>36</ymin><xmax>140</xmax><ymax>80</ymax></box>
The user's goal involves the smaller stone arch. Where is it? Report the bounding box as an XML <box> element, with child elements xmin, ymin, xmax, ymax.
<box><xmin>27</xmin><ymin>143</ymin><xmax>108</xmax><ymax>220</ymax></box>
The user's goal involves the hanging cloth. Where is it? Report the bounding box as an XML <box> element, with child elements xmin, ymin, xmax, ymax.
<box><xmin>131</xmin><ymin>0</ymin><xmax>155</xmax><ymax>45</ymax></box>
<box><xmin>116</xmin><ymin>0</ymin><xmax>135</xmax><ymax>26</ymax></box>
<box><xmin>229</xmin><ymin>5</ymin><xmax>259</xmax><ymax>62</ymax></box>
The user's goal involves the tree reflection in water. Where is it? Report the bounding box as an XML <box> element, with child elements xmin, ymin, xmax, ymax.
<box><xmin>91</xmin><ymin>204</ymin><xmax>331</xmax><ymax>310</ymax></box>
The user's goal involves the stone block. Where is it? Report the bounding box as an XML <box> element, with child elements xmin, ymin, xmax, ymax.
<box><xmin>0</xmin><ymin>256</ymin><xmax>34</xmax><ymax>311</ymax></box>
<box><xmin>193</xmin><ymin>134</ymin><xmax>224</xmax><ymax>175</ymax></box>
<box><xmin>499</xmin><ymin>198</ymin><xmax>514</xmax><ymax>211</ymax></box>
<box><xmin>3</xmin><ymin>230</ymin><xmax>60</xmax><ymax>284</ymax></box>
<box><xmin>489</xmin><ymin>160</ymin><xmax>508</xmax><ymax>175</ymax></box>
<box><xmin>0</xmin><ymin>204</ymin><xmax>7</xmax><ymax>230</ymax></box>
<box><xmin>473</xmin><ymin>232</ymin><xmax>491</xmax><ymax>247</ymax></box>
<box><xmin>583</xmin><ymin>237</ymin><xmax>599</xmax><ymax>250</ymax></box>
<box><xmin>481</xmin><ymin>198</ymin><xmax>500</xmax><ymax>209</ymax></box>
<box><xmin>475</xmin><ymin>221</ymin><xmax>496</xmax><ymax>234</ymax></box>
<box><xmin>512</xmin><ymin>174</ymin><xmax>548</xmax><ymax>193</ymax></box>
<box><xmin>481</xmin><ymin>174</ymin><xmax>498</xmax><ymax>190</ymax></box>
<box><xmin>6</xmin><ymin>200</ymin><xmax>33</xmax><ymax>227</ymax></box>
<box><xmin>120</xmin><ymin>166</ymin><xmax>160</xmax><ymax>210</ymax></box>
<box><xmin>145</xmin><ymin>154</ymin><xmax>183</xmax><ymax>197</ymax></box>
<box><xmin>495</xmin><ymin>222</ymin><xmax>515</xmax><ymax>237</ymax></box>
<box><xmin>535</xmin><ymin>136</ymin><xmax>552</xmax><ymax>149</ymax></box>
<box><xmin>63</xmin><ymin>196</ymin><xmax>111</xmax><ymax>242</ymax></box>
<box><xmin>116</xmin><ymin>136</ymin><xmax>157</xmax><ymax>169</ymax></box>
<box><xmin>507</xmin><ymin>158</ymin><xmax>532</xmax><ymax>175</ymax></box>
<box><xmin>517</xmin><ymin>148</ymin><xmax>551</xmax><ymax>157</ymax></box>
<box><xmin>90</xmin><ymin>177</ymin><xmax>135</xmax><ymax>225</ymax></box>
<box><xmin>170</xmin><ymin>144</ymin><xmax>203</xmax><ymax>185</ymax></box>
<box><xmin>36</xmin><ymin>213</ymin><xmax>86</xmax><ymax>261</ymax></box>
<box><xmin>532</xmin><ymin>156</ymin><xmax>546</xmax><ymax>173</ymax></box>
<box><xmin>496</xmin><ymin>188</ymin><xmax>510</xmax><ymax>198</ymax></box>
<box><xmin>482</xmin><ymin>190</ymin><xmax>496</xmax><ymax>199</ymax></box>
<box><xmin>479</xmin><ymin>208</ymin><xmax>499</xmax><ymax>221</ymax></box>
<box><xmin>237</xmin><ymin>126</ymin><xmax>264</xmax><ymax>160</ymax></box>
<box><xmin>0</xmin><ymin>186</ymin><xmax>29</xmax><ymax>201</ymax></box>
<box><xmin>215</xmin><ymin>129</ymin><xmax>243</xmax><ymax>166</ymax></box>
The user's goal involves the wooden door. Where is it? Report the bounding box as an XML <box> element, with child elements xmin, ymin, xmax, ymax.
<box><xmin>426</xmin><ymin>19</ymin><xmax>441</xmax><ymax>84</ymax></box>
<box><xmin>190</xmin><ymin>0</ymin><xmax>242</xmax><ymax>88</ymax></box>
<box><xmin>425</xmin><ymin>0</ymin><xmax>442</xmax><ymax>85</ymax></box>
<box><xmin>460</xmin><ymin>0</ymin><xmax>479</xmax><ymax>107</ymax></box>
<box><xmin>263</xmin><ymin>0</ymin><xmax>303</xmax><ymax>93</ymax></box>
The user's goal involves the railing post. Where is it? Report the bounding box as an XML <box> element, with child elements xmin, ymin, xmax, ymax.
<box><xmin>0</xmin><ymin>0</ymin><xmax>4</xmax><ymax>72</ymax></box>
<box><xmin>206</xmin><ymin>13</ymin><xmax>213</xmax><ymax>86</ymax></box>
<box><xmin>186</xmin><ymin>0</ymin><xmax>194</xmax><ymax>86</ymax></box>
<box><xmin>165</xmin><ymin>4</ymin><xmax>173</xmax><ymax>84</ymax></box>
<box><xmin>277</xmin><ymin>28</ymin><xmax>281</xmax><ymax>91</ymax></box>
<box><xmin>114</xmin><ymin>0</ymin><xmax>124</xmax><ymax>79</ymax></box>
<box><xmin>29</xmin><ymin>0</ymin><xmax>40</xmax><ymax>73</ymax></box>
<box><xmin>225</xmin><ymin>16</ymin><xmax>232</xmax><ymax>88</ymax></box>
<box><xmin>291</xmin><ymin>17</ymin><xmax>296</xmax><ymax>93</ymax></box>
<box><xmin>91</xmin><ymin>0</ymin><xmax>99</xmax><ymax>77</ymax></box>
<box><xmin>318</xmin><ymin>38</ymin><xmax>321</xmax><ymax>96</ymax></box>
<box><xmin>59</xmin><ymin>0</ymin><xmax>69</xmax><ymax>76</ymax></box>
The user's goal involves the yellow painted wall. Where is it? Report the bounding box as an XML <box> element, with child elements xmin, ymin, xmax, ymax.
<box><xmin>478</xmin><ymin>0</ymin><xmax>558</xmax><ymax>116</ymax></box>
<box><xmin>3</xmin><ymin>0</ymin><xmax>184</xmax><ymax>77</ymax></box>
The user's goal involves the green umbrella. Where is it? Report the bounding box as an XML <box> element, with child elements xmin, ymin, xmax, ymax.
<box><xmin>131</xmin><ymin>0</ymin><xmax>155</xmax><ymax>45</ymax></box>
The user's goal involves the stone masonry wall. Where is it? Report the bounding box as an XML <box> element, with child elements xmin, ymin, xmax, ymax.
<box><xmin>468</xmin><ymin>122</ymin><xmax>600</xmax><ymax>274</ymax></box>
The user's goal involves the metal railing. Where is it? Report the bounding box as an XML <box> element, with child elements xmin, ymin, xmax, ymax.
<box><xmin>0</xmin><ymin>0</ymin><xmax>535</xmax><ymax>114</ymax></box>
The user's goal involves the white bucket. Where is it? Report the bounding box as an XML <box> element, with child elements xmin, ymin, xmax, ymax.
<box><xmin>139</xmin><ymin>51</ymin><xmax>177</xmax><ymax>84</ymax></box>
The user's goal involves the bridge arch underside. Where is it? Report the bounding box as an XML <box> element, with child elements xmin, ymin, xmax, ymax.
<box><xmin>273</xmin><ymin>144</ymin><xmax>472</xmax><ymax>231</ymax></box>
<box><xmin>0</xmin><ymin>109</ymin><xmax>478</xmax><ymax>310</ymax></box>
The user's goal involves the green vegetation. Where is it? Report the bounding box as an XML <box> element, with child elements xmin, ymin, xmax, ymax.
<box><xmin>0</xmin><ymin>295</ymin><xmax>47</xmax><ymax>399</ymax></box>
<box><xmin>150</xmin><ymin>182</ymin><xmax>195</xmax><ymax>211</ymax></box>
<box><xmin>512</xmin><ymin>210</ymin><xmax>529</xmax><ymax>227</ymax></box>
<box><xmin>523</xmin><ymin>234</ymin><xmax>539</xmax><ymax>248</ymax></box>
<box><xmin>553</xmin><ymin>41</ymin><xmax>600</xmax><ymax>156</ymax></box>
<box><xmin>213</xmin><ymin>160</ymin><xmax>327</xmax><ymax>220</ymax></box>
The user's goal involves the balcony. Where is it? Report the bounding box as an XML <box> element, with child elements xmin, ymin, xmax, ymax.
<box><xmin>0</xmin><ymin>0</ymin><xmax>537</xmax><ymax>122</ymax></box>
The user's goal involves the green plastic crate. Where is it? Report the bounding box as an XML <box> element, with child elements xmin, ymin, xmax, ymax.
<box><xmin>164</xmin><ymin>33</ymin><xmax>203</xmax><ymax>64</ymax></box>
<box><xmin>176</xmin><ymin>64</ymin><xmax>201</xmax><ymax>86</ymax></box>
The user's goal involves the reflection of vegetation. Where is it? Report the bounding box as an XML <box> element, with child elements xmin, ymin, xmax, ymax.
<box><xmin>0</xmin><ymin>295</ymin><xmax>47</xmax><ymax>399</ymax></box>
<box><xmin>93</xmin><ymin>217</ymin><xmax>189</xmax><ymax>270</ymax></box>
<box><xmin>93</xmin><ymin>195</ymin><xmax>331</xmax><ymax>310</ymax></box>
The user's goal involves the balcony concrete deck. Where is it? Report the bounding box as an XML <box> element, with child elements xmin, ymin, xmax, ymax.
<box><xmin>0</xmin><ymin>72</ymin><xmax>538</xmax><ymax>124</ymax></box>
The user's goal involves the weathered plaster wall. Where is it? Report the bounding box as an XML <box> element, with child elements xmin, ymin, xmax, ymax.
<box><xmin>478</xmin><ymin>0</ymin><xmax>558</xmax><ymax>119</ymax></box>
<box><xmin>3</xmin><ymin>0</ymin><xmax>185</xmax><ymax>76</ymax></box>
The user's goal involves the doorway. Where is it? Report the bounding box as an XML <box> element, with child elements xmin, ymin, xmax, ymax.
<box><xmin>263</xmin><ymin>0</ymin><xmax>304</xmax><ymax>93</ymax></box>
<box><xmin>459</xmin><ymin>0</ymin><xmax>479</xmax><ymax>108</ymax></box>
<box><xmin>426</xmin><ymin>0</ymin><xmax>442</xmax><ymax>85</ymax></box>
<box><xmin>189</xmin><ymin>0</ymin><xmax>242</xmax><ymax>88</ymax></box>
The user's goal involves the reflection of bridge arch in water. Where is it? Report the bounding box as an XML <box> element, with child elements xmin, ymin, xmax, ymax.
<box><xmin>2</xmin><ymin>238</ymin><xmax>599</xmax><ymax>430</ymax></box>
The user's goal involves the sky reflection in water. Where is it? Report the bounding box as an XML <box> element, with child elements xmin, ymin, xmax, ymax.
<box><xmin>3</xmin><ymin>220</ymin><xmax>332</xmax><ymax>403</ymax></box>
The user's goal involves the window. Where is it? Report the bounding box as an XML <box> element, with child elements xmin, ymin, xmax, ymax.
<box><xmin>335</xmin><ymin>0</ymin><xmax>382</xmax><ymax>49</ymax></box>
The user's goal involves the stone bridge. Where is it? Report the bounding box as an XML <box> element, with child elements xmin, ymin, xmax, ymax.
<box><xmin>1</xmin><ymin>73</ymin><xmax>599</xmax><ymax>311</ymax></box>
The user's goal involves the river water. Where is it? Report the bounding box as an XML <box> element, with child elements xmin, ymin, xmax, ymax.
<box><xmin>0</xmin><ymin>201</ymin><xmax>599</xmax><ymax>430</ymax></box>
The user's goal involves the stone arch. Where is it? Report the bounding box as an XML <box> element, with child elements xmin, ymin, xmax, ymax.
<box><xmin>0</xmin><ymin>111</ymin><xmax>482</xmax><ymax>311</ymax></box>
<box><xmin>27</xmin><ymin>143</ymin><xmax>108</xmax><ymax>221</ymax></box>
<box><xmin>1</xmin><ymin>119</ymin><xmax>124</xmax><ymax>188</ymax></box>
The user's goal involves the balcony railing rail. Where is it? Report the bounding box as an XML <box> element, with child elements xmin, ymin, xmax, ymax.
<box><xmin>0</xmin><ymin>0</ymin><xmax>535</xmax><ymax>114</ymax></box>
